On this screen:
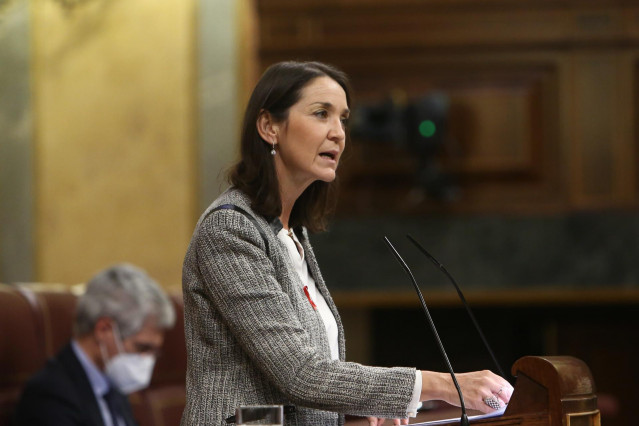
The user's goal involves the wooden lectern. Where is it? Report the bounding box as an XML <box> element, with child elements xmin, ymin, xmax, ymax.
<box><xmin>347</xmin><ymin>355</ymin><xmax>600</xmax><ymax>425</ymax></box>
<box><xmin>501</xmin><ymin>356</ymin><xmax>600</xmax><ymax>426</ymax></box>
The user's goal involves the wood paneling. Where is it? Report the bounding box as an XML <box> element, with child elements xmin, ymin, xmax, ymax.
<box><xmin>333</xmin><ymin>56</ymin><xmax>565</xmax><ymax>213</ymax></box>
<box><xmin>258</xmin><ymin>1</ymin><xmax>639</xmax><ymax>52</ymax></box>
<box><xmin>568</xmin><ymin>51</ymin><xmax>637</xmax><ymax>208</ymax></box>
<box><xmin>256</xmin><ymin>0</ymin><xmax>639</xmax><ymax>214</ymax></box>
<box><xmin>636</xmin><ymin>60</ymin><xmax>639</xmax><ymax>200</ymax></box>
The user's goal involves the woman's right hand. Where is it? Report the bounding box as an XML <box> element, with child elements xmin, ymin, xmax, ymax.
<box><xmin>420</xmin><ymin>370</ymin><xmax>513</xmax><ymax>414</ymax></box>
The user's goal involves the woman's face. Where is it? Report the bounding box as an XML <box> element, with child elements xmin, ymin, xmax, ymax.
<box><xmin>273</xmin><ymin>76</ymin><xmax>349</xmax><ymax>193</ymax></box>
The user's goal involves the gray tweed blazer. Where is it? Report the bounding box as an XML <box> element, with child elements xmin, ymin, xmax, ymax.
<box><xmin>181</xmin><ymin>188</ymin><xmax>415</xmax><ymax>425</ymax></box>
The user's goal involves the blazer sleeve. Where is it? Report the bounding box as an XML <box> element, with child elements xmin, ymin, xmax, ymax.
<box><xmin>192</xmin><ymin>209</ymin><xmax>416</xmax><ymax>418</ymax></box>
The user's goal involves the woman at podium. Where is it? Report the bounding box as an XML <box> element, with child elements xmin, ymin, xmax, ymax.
<box><xmin>181</xmin><ymin>60</ymin><xmax>512</xmax><ymax>425</ymax></box>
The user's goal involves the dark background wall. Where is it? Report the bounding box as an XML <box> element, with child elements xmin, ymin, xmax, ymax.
<box><xmin>312</xmin><ymin>212</ymin><xmax>639</xmax><ymax>291</ymax></box>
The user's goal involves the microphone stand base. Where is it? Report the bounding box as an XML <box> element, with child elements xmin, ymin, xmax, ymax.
<box><xmin>460</xmin><ymin>413</ymin><xmax>470</xmax><ymax>426</ymax></box>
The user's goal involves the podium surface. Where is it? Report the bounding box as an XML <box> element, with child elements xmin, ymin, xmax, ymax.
<box><xmin>346</xmin><ymin>356</ymin><xmax>600</xmax><ymax>425</ymax></box>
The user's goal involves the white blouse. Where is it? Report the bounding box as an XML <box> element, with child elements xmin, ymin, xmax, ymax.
<box><xmin>277</xmin><ymin>227</ymin><xmax>340</xmax><ymax>360</ymax></box>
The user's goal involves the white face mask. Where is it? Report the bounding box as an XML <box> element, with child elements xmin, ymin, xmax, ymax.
<box><xmin>100</xmin><ymin>323</ymin><xmax>156</xmax><ymax>394</ymax></box>
<box><xmin>105</xmin><ymin>352</ymin><xmax>156</xmax><ymax>394</ymax></box>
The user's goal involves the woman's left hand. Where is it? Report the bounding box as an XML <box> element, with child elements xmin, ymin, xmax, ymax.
<box><xmin>366</xmin><ymin>417</ymin><xmax>409</xmax><ymax>425</ymax></box>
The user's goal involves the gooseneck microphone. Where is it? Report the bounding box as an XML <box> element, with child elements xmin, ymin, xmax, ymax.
<box><xmin>383</xmin><ymin>237</ymin><xmax>469</xmax><ymax>426</ymax></box>
<box><xmin>406</xmin><ymin>234</ymin><xmax>507</xmax><ymax>380</ymax></box>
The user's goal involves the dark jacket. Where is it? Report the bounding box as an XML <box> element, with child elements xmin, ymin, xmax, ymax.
<box><xmin>14</xmin><ymin>343</ymin><xmax>137</xmax><ymax>426</ymax></box>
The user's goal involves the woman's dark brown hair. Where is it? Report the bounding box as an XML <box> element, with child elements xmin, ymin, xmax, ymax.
<box><xmin>228</xmin><ymin>61</ymin><xmax>352</xmax><ymax>233</ymax></box>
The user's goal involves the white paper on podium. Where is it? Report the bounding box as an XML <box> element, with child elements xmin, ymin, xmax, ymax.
<box><xmin>411</xmin><ymin>406</ymin><xmax>506</xmax><ymax>425</ymax></box>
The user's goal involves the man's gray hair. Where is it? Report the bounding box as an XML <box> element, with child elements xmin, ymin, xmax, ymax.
<box><xmin>75</xmin><ymin>263</ymin><xmax>176</xmax><ymax>338</ymax></box>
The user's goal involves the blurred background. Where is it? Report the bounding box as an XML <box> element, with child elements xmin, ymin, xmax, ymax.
<box><xmin>1</xmin><ymin>0</ymin><xmax>638</xmax><ymax>424</ymax></box>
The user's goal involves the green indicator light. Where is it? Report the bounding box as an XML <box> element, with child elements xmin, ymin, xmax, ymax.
<box><xmin>419</xmin><ymin>120</ymin><xmax>436</xmax><ymax>138</ymax></box>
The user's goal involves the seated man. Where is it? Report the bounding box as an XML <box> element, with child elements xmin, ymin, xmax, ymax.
<box><xmin>15</xmin><ymin>263</ymin><xmax>176</xmax><ymax>426</ymax></box>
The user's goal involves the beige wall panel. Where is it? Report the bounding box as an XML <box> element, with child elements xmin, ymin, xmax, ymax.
<box><xmin>32</xmin><ymin>0</ymin><xmax>196</xmax><ymax>285</ymax></box>
<box><xmin>236</xmin><ymin>0</ymin><xmax>259</xmax><ymax>115</ymax></box>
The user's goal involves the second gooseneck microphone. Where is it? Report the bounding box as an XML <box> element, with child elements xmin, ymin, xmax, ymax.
<box><xmin>383</xmin><ymin>237</ymin><xmax>470</xmax><ymax>426</ymax></box>
<box><xmin>406</xmin><ymin>234</ymin><xmax>508</xmax><ymax>380</ymax></box>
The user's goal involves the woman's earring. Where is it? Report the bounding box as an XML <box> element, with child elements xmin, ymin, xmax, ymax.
<box><xmin>271</xmin><ymin>142</ymin><xmax>276</xmax><ymax>156</ymax></box>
